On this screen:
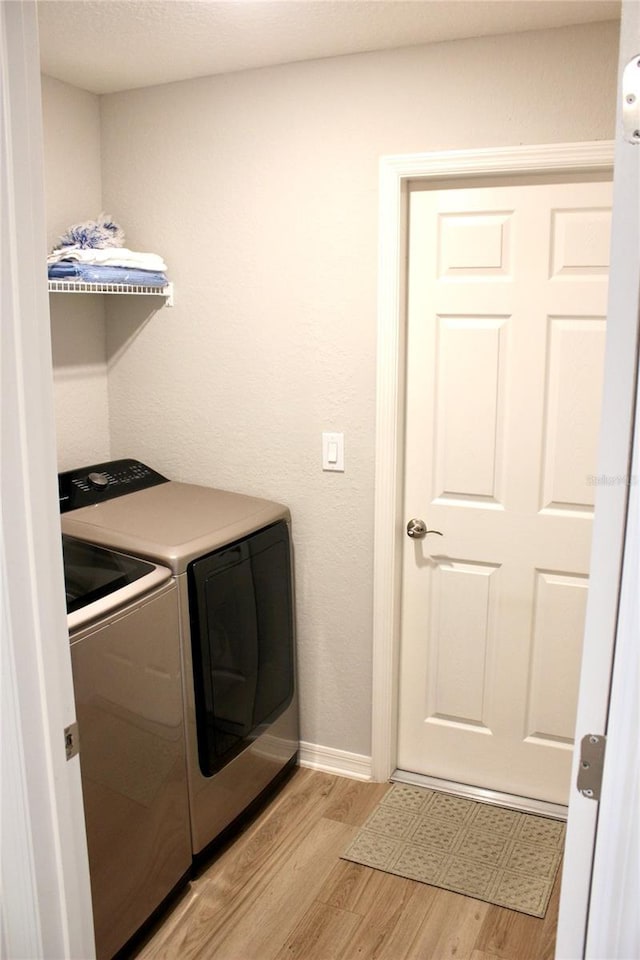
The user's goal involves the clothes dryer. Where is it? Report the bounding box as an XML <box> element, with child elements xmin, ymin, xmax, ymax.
<box><xmin>60</xmin><ymin>459</ymin><xmax>299</xmax><ymax>856</ymax></box>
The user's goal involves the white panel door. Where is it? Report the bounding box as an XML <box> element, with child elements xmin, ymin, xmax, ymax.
<box><xmin>398</xmin><ymin>179</ymin><xmax>612</xmax><ymax>805</ymax></box>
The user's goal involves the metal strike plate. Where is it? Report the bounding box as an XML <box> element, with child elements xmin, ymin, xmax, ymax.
<box><xmin>64</xmin><ymin>722</ymin><xmax>79</xmax><ymax>761</ymax></box>
<box><xmin>622</xmin><ymin>55</ymin><xmax>640</xmax><ymax>145</ymax></box>
<box><xmin>577</xmin><ymin>734</ymin><xmax>606</xmax><ymax>801</ymax></box>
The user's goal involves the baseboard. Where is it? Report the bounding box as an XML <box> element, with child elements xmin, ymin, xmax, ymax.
<box><xmin>299</xmin><ymin>741</ymin><xmax>372</xmax><ymax>781</ymax></box>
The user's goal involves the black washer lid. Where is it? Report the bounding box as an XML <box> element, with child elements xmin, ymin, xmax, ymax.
<box><xmin>62</xmin><ymin>535</ymin><xmax>158</xmax><ymax>614</ymax></box>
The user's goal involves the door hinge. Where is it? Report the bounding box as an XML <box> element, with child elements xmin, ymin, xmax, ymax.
<box><xmin>622</xmin><ymin>55</ymin><xmax>640</xmax><ymax>144</ymax></box>
<box><xmin>64</xmin><ymin>722</ymin><xmax>79</xmax><ymax>761</ymax></box>
<box><xmin>577</xmin><ymin>734</ymin><xmax>607</xmax><ymax>801</ymax></box>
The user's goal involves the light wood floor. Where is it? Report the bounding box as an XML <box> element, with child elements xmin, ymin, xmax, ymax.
<box><xmin>132</xmin><ymin>767</ymin><xmax>560</xmax><ymax>960</ymax></box>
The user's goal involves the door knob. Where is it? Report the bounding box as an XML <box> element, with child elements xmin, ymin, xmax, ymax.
<box><xmin>406</xmin><ymin>519</ymin><xmax>443</xmax><ymax>539</ymax></box>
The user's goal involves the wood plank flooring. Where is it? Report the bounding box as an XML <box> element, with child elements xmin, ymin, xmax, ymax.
<box><xmin>131</xmin><ymin>768</ymin><xmax>561</xmax><ymax>960</ymax></box>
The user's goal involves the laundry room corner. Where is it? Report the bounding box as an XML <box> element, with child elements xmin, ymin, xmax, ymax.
<box><xmin>41</xmin><ymin>74</ymin><xmax>111</xmax><ymax>471</ymax></box>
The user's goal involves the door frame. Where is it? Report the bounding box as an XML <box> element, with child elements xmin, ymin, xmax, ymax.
<box><xmin>1</xmin><ymin>2</ymin><xmax>95</xmax><ymax>957</ymax></box>
<box><xmin>371</xmin><ymin>139</ymin><xmax>615</xmax><ymax>784</ymax></box>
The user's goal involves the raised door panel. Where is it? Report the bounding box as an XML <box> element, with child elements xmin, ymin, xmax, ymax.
<box><xmin>525</xmin><ymin>570</ymin><xmax>589</xmax><ymax>745</ymax></box>
<box><xmin>438</xmin><ymin>212</ymin><xmax>514</xmax><ymax>278</ymax></box>
<box><xmin>434</xmin><ymin>315</ymin><xmax>509</xmax><ymax>506</ymax></box>
<box><xmin>426</xmin><ymin>559</ymin><xmax>500</xmax><ymax>730</ymax></box>
<box><xmin>541</xmin><ymin>317</ymin><xmax>607</xmax><ymax>514</ymax></box>
<box><xmin>550</xmin><ymin>208</ymin><xmax>612</xmax><ymax>277</ymax></box>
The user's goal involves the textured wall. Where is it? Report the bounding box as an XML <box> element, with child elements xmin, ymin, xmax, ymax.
<box><xmin>100</xmin><ymin>21</ymin><xmax>618</xmax><ymax>758</ymax></box>
<box><xmin>41</xmin><ymin>75</ymin><xmax>111</xmax><ymax>471</ymax></box>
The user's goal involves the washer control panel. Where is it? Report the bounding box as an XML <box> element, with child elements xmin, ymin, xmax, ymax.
<box><xmin>59</xmin><ymin>459</ymin><xmax>169</xmax><ymax>513</ymax></box>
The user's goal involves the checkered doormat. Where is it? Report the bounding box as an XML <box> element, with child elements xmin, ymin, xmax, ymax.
<box><xmin>341</xmin><ymin>783</ymin><xmax>565</xmax><ymax>917</ymax></box>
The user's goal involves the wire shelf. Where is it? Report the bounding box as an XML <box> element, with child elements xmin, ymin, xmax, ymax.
<box><xmin>48</xmin><ymin>279</ymin><xmax>174</xmax><ymax>307</ymax></box>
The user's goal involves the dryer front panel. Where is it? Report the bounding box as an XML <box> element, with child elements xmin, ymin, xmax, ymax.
<box><xmin>187</xmin><ymin>521</ymin><xmax>295</xmax><ymax>777</ymax></box>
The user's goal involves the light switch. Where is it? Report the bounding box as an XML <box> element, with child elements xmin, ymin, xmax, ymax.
<box><xmin>322</xmin><ymin>432</ymin><xmax>344</xmax><ymax>472</ymax></box>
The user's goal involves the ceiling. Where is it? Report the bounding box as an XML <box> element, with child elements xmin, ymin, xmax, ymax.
<box><xmin>37</xmin><ymin>0</ymin><xmax>620</xmax><ymax>96</ymax></box>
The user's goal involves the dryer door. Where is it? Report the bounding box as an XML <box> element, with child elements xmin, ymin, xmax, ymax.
<box><xmin>188</xmin><ymin>521</ymin><xmax>294</xmax><ymax>776</ymax></box>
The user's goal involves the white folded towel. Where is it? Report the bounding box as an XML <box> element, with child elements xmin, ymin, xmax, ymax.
<box><xmin>47</xmin><ymin>246</ymin><xmax>168</xmax><ymax>272</ymax></box>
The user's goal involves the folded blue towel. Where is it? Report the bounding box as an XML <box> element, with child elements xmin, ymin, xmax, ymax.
<box><xmin>48</xmin><ymin>262</ymin><xmax>168</xmax><ymax>287</ymax></box>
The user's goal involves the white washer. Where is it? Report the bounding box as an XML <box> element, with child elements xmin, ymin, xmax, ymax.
<box><xmin>61</xmin><ymin>459</ymin><xmax>299</xmax><ymax>857</ymax></box>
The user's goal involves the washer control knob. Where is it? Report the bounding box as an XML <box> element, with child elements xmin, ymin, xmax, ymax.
<box><xmin>87</xmin><ymin>471</ymin><xmax>109</xmax><ymax>490</ymax></box>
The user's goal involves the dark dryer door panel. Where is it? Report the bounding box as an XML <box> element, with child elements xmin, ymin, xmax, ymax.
<box><xmin>188</xmin><ymin>522</ymin><xmax>294</xmax><ymax>776</ymax></box>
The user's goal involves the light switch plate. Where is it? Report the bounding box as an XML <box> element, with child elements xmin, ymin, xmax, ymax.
<box><xmin>322</xmin><ymin>432</ymin><xmax>344</xmax><ymax>472</ymax></box>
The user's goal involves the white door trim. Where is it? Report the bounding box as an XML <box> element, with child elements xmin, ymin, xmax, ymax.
<box><xmin>372</xmin><ymin>139</ymin><xmax>615</xmax><ymax>784</ymax></box>
<box><xmin>1</xmin><ymin>3</ymin><xmax>95</xmax><ymax>957</ymax></box>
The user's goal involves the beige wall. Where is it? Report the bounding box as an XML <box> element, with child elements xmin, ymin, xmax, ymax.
<box><xmin>41</xmin><ymin>75</ymin><xmax>111</xmax><ymax>470</ymax></box>
<box><xmin>50</xmin><ymin>20</ymin><xmax>618</xmax><ymax>759</ymax></box>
